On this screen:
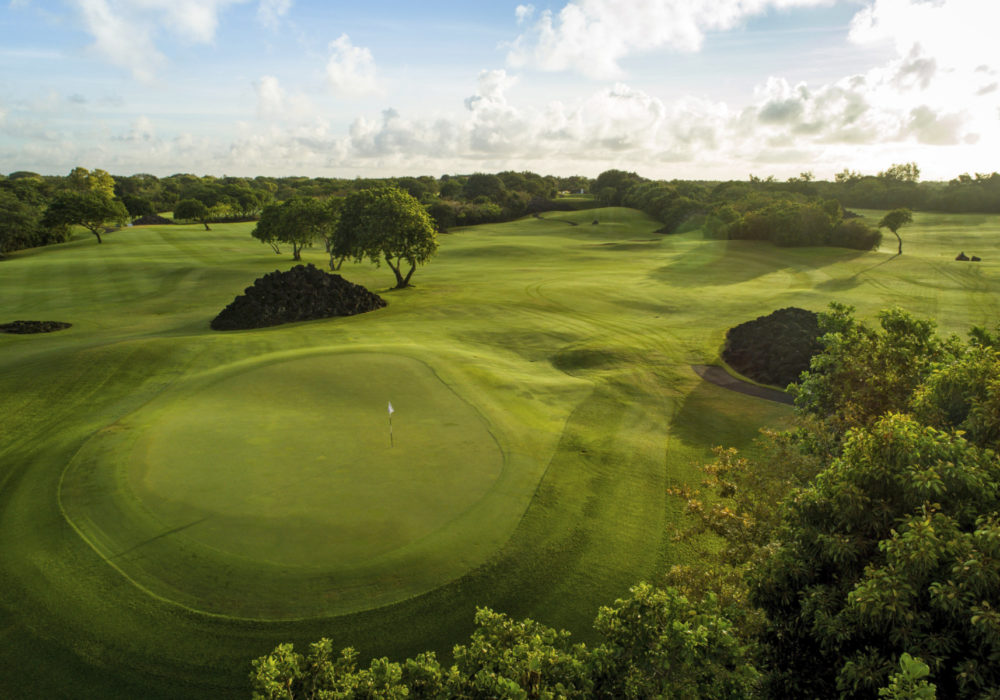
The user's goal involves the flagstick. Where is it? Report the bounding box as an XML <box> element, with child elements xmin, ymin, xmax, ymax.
<box><xmin>388</xmin><ymin>400</ymin><xmax>394</xmax><ymax>448</ymax></box>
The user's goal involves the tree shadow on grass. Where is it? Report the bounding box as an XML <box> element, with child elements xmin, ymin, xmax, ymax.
<box><xmin>814</xmin><ymin>252</ymin><xmax>901</xmax><ymax>292</ymax></box>
<box><xmin>106</xmin><ymin>515</ymin><xmax>212</xmax><ymax>562</ymax></box>
<box><xmin>669</xmin><ymin>374</ymin><xmax>793</xmax><ymax>455</ymax></box>
<box><xmin>650</xmin><ymin>239</ymin><xmax>869</xmax><ymax>288</ymax></box>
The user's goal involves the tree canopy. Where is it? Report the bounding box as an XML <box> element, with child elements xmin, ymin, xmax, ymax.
<box><xmin>251</xmin><ymin>583</ymin><xmax>758</xmax><ymax>699</ymax></box>
<box><xmin>0</xmin><ymin>189</ymin><xmax>43</xmax><ymax>256</ymax></box>
<box><xmin>333</xmin><ymin>186</ymin><xmax>437</xmax><ymax>289</ymax></box>
<box><xmin>252</xmin><ymin>197</ymin><xmax>335</xmax><ymax>261</ymax></box>
<box><xmin>41</xmin><ymin>190</ymin><xmax>128</xmax><ymax>244</ymax></box>
<box><xmin>173</xmin><ymin>198</ymin><xmax>213</xmax><ymax>230</ymax></box>
<box><xmin>879</xmin><ymin>208</ymin><xmax>914</xmax><ymax>255</ymax></box>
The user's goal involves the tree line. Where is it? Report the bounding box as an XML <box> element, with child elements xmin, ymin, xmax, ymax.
<box><xmin>252</xmin><ymin>304</ymin><xmax>1000</xmax><ymax>698</ymax></box>
<box><xmin>0</xmin><ymin>169</ymin><xmax>593</xmax><ymax>258</ymax></box>
<box><xmin>581</xmin><ymin>163</ymin><xmax>999</xmax><ymax>251</ymax></box>
<box><xmin>4</xmin><ymin>163</ymin><xmax>997</xmax><ymax>260</ymax></box>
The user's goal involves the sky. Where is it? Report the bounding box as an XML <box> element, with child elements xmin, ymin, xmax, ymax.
<box><xmin>0</xmin><ymin>0</ymin><xmax>997</xmax><ymax>180</ymax></box>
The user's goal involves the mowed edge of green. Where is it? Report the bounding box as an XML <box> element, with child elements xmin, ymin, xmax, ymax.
<box><xmin>1</xmin><ymin>209</ymin><xmax>999</xmax><ymax>698</ymax></box>
<box><xmin>57</xmin><ymin>348</ymin><xmax>568</xmax><ymax>619</ymax></box>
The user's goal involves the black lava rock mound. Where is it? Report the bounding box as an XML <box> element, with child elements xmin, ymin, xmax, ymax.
<box><xmin>722</xmin><ymin>307</ymin><xmax>821</xmax><ymax>388</ymax></box>
<box><xmin>211</xmin><ymin>264</ymin><xmax>386</xmax><ymax>331</ymax></box>
<box><xmin>132</xmin><ymin>214</ymin><xmax>175</xmax><ymax>226</ymax></box>
<box><xmin>1</xmin><ymin>320</ymin><xmax>72</xmax><ymax>334</ymax></box>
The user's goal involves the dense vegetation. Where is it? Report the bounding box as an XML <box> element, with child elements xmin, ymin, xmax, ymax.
<box><xmin>254</xmin><ymin>304</ymin><xmax>1000</xmax><ymax>698</ymax></box>
<box><xmin>0</xmin><ymin>169</ymin><xmax>590</xmax><ymax>257</ymax></box>
<box><xmin>5</xmin><ymin>161</ymin><xmax>997</xmax><ymax>259</ymax></box>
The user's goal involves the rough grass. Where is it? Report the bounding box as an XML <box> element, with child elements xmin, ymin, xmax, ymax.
<box><xmin>1</xmin><ymin>207</ymin><xmax>998</xmax><ymax>698</ymax></box>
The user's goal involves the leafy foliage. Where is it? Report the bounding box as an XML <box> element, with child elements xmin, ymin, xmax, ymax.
<box><xmin>333</xmin><ymin>186</ymin><xmax>437</xmax><ymax>289</ymax></box>
<box><xmin>590</xmin><ymin>583</ymin><xmax>759</xmax><ymax>699</ymax></box>
<box><xmin>879</xmin><ymin>653</ymin><xmax>937</xmax><ymax>699</ymax></box>
<box><xmin>41</xmin><ymin>189</ymin><xmax>128</xmax><ymax>244</ymax></box>
<box><xmin>751</xmin><ymin>413</ymin><xmax>1000</xmax><ymax>697</ymax></box>
<box><xmin>0</xmin><ymin>189</ymin><xmax>45</xmax><ymax>256</ymax></box>
<box><xmin>792</xmin><ymin>303</ymin><xmax>957</xmax><ymax>439</ymax></box>
<box><xmin>250</xmin><ymin>584</ymin><xmax>756</xmax><ymax>699</ymax></box>
<box><xmin>252</xmin><ymin>198</ymin><xmax>335</xmax><ymax>261</ymax></box>
<box><xmin>173</xmin><ymin>198</ymin><xmax>213</xmax><ymax>230</ymax></box>
<box><xmin>879</xmin><ymin>208</ymin><xmax>914</xmax><ymax>254</ymax></box>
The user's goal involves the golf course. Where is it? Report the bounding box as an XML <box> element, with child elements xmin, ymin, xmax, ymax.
<box><xmin>2</xmin><ymin>205</ymin><xmax>999</xmax><ymax>698</ymax></box>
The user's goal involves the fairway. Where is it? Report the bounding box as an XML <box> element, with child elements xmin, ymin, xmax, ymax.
<box><xmin>2</xmin><ymin>207</ymin><xmax>999</xmax><ymax>698</ymax></box>
<box><xmin>60</xmin><ymin>352</ymin><xmax>507</xmax><ymax>617</ymax></box>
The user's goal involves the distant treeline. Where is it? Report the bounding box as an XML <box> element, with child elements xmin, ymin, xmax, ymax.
<box><xmin>0</xmin><ymin>168</ymin><xmax>594</xmax><ymax>257</ymax></box>
<box><xmin>3</xmin><ymin>163</ymin><xmax>998</xmax><ymax>257</ymax></box>
<box><xmin>595</xmin><ymin>170</ymin><xmax>881</xmax><ymax>250</ymax></box>
<box><xmin>594</xmin><ymin>162</ymin><xmax>1000</xmax><ymax>250</ymax></box>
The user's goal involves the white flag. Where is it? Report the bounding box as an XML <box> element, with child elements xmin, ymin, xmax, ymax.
<box><xmin>388</xmin><ymin>401</ymin><xmax>394</xmax><ymax>415</ymax></box>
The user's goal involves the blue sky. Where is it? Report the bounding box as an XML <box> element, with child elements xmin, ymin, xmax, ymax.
<box><xmin>1</xmin><ymin>0</ymin><xmax>996</xmax><ymax>180</ymax></box>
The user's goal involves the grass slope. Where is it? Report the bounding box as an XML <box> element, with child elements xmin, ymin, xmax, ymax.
<box><xmin>1</xmin><ymin>208</ymin><xmax>997</xmax><ymax>697</ymax></box>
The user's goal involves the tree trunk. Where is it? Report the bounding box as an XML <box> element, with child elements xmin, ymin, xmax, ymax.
<box><xmin>386</xmin><ymin>256</ymin><xmax>407</xmax><ymax>288</ymax></box>
<box><xmin>894</xmin><ymin>230</ymin><xmax>902</xmax><ymax>255</ymax></box>
<box><xmin>202</xmin><ymin>221</ymin><xmax>211</xmax><ymax>231</ymax></box>
<box><xmin>91</xmin><ymin>228</ymin><xmax>103</xmax><ymax>244</ymax></box>
<box><xmin>293</xmin><ymin>244</ymin><xmax>302</xmax><ymax>261</ymax></box>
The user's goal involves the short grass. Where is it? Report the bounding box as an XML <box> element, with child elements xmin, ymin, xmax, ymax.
<box><xmin>1</xmin><ymin>207</ymin><xmax>998</xmax><ymax>698</ymax></box>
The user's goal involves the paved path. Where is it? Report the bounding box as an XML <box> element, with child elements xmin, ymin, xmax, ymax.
<box><xmin>691</xmin><ymin>365</ymin><xmax>795</xmax><ymax>405</ymax></box>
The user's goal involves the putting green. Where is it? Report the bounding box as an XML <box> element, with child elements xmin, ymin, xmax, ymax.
<box><xmin>60</xmin><ymin>352</ymin><xmax>508</xmax><ymax>618</ymax></box>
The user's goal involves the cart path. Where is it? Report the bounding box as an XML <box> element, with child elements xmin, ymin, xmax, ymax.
<box><xmin>691</xmin><ymin>365</ymin><xmax>795</xmax><ymax>405</ymax></box>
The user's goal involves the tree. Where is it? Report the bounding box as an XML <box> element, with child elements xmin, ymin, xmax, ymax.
<box><xmin>41</xmin><ymin>190</ymin><xmax>128</xmax><ymax>244</ymax></box>
<box><xmin>792</xmin><ymin>303</ymin><xmax>955</xmax><ymax>438</ymax></box>
<box><xmin>592</xmin><ymin>169</ymin><xmax>644</xmax><ymax>206</ymax></box>
<box><xmin>751</xmin><ymin>413</ymin><xmax>1000</xmax><ymax>698</ymax></box>
<box><xmin>173</xmin><ymin>198</ymin><xmax>212</xmax><ymax>230</ymax></box>
<box><xmin>0</xmin><ymin>189</ymin><xmax>44</xmax><ymax>256</ymax></box>
<box><xmin>333</xmin><ymin>186</ymin><xmax>437</xmax><ymax>289</ymax></box>
<box><xmin>251</xmin><ymin>197</ymin><xmax>333</xmax><ymax>261</ymax></box>
<box><xmin>880</xmin><ymin>162</ymin><xmax>921</xmax><ymax>183</ymax></box>
<box><xmin>321</xmin><ymin>197</ymin><xmax>345</xmax><ymax>269</ymax></box>
<box><xmin>121</xmin><ymin>194</ymin><xmax>154</xmax><ymax>219</ymax></box>
<box><xmin>911</xmin><ymin>343</ymin><xmax>1000</xmax><ymax>450</ymax></box>
<box><xmin>462</xmin><ymin>173</ymin><xmax>505</xmax><ymax>202</ymax></box>
<box><xmin>251</xmin><ymin>585</ymin><xmax>755</xmax><ymax>699</ymax></box>
<box><xmin>591</xmin><ymin>583</ymin><xmax>760</xmax><ymax>698</ymax></box>
<box><xmin>879</xmin><ymin>208</ymin><xmax>914</xmax><ymax>255</ymax></box>
<box><xmin>67</xmin><ymin>167</ymin><xmax>116</xmax><ymax>198</ymax></box>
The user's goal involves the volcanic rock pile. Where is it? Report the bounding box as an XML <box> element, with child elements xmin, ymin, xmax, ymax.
<box><xmin>211</xmin><ymin>264</ymin><xmax>386</xmax><ymax>331</ymax></box>
<box><xmin>0</xmin><ymin>320</ymin><xmax>72</xmax><ymax>334</ymax></box>
<box><xmin>721</xmin><ymin>307</ymin><xmax>821</xmax><ymax>388</ymax></box>
<box><xmin>132</xmin><ymin>214</ymin><xmax>175</xmax><ymax>226</ymax></box>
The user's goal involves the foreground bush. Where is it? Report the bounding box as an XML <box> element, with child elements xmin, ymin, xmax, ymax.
<box><xmin>251</xmin><ymin>584</ymin><xmax>758</xmax><ymax>699</ymax></box>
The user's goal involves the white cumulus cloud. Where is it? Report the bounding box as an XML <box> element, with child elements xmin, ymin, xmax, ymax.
<box><xmin>119</xmin><ymin>115</ymin><xmax>156</xmax><ymax>142</ymax></box>
<box><xmin>68</xmin><ymin>0</ymin><xmax>248</xmax><ymax>81</ymax></box>
<box><xmin>325</xmin><ymin>34</ymin><xmax>380</xmax><ymax>96</ymax></box>
<box><xmin>257</xmin><ymin>0</ymin><xmax>291</xmax><ymax>28</ymax></box>
<box><xmin>507</xmin><ymin>0</ymin><xmax>834</xmax><ymax>79</ymax></box>
<box><xmin>254</xmin><ymin>74</ymin><xmax>316</xmax><ymax>121</ymax></box>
